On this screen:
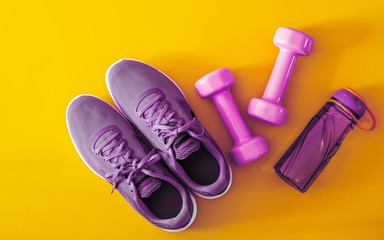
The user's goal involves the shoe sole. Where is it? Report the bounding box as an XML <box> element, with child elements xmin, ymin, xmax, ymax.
<box><xmin>165</xmin><ymin>194</ymin><xmax>197</xmax><ymax>232</ymax></box>
<box><xmin>66</xmin><ymin>94</ymin><xmax>105</xmax><ymax>179</ymax></box>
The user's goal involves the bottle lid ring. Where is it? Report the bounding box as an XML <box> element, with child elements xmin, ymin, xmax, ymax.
<box><xmin>328</xmin><ymin>87</ymin><xmax>376</xmax><ymax>131</ymax></box>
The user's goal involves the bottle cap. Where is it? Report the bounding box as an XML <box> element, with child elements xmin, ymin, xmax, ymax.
<box><xmin>331</xmin><ymin>88</ymin><xmax>366</xmax><ymax>119</ymax></box>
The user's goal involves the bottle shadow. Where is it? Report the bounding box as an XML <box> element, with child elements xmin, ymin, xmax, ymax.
<box><xmin>134</xmin><ymin>19</ymin><xmax>375</xmax><ymax>231</ymax></box>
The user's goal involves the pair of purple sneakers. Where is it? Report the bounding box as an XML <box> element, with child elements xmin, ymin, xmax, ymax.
<box><xmin>66</xmin><ymin>59</ymin><xmax>232</xmax><ymax>231</ymax></box>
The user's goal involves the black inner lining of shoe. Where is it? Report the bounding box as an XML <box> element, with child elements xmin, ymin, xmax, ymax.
<box><xmin>177</xmin><ymin>145</ymin><xmax>220</xmax><ymax>186</ymax></box>
<box><xmin>142</xmin><ymin>181</ymin><xmax>182</xmax><ymax>219</ymax></box>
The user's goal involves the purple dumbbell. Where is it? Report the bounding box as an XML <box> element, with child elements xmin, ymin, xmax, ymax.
<box><xmin>195</xmin><ymin>68</ymin><xmax>269</xmax><ymax>166</ymax></box>
<box><xmin>247</xmin><ymin>27</ymin><xmax>314</xmax><ymax>126</ymax></box>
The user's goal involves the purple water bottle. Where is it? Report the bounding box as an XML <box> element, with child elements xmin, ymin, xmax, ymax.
<box><xmin>274</xmin><ymin>88</ymin><xmax>374</xmax><ymax>192</ymax></box>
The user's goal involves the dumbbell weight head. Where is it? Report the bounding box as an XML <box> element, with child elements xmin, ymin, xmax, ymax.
<box><xmin>247</xmin><ymin>98</ymin><xmax>288</xmax><ymax>126</ymax></box>
<box><xmin>230</xmin><ymin>136</ymin><xmax>269</xmax><ymax>166</ymax></box>
<box><xmin>195</xmin><ymin>68</ymin><xmax>234</xmax><ymax>98</ymax></box>
<box><xmin>274</xmin><ymin>27</ymin><xmax>314</xmax><ymax>56</ymax></box>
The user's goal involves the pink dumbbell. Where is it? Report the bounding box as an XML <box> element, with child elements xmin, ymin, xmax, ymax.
<box><xmin>247</xmin><ymin>27</ymin><xmax>314</xmax><ymax>126</ymax></box>
<box><xmin>195</xmin><ymin>68</ymin><xmax>269</xmax><ymax>166</ymax></box>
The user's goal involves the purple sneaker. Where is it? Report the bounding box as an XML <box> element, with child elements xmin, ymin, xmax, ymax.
<box><xmin>106</xmin><ymin>59</ymin><xmax>232</xmax><ymax>199</ymax></box>
<box><xmin>66</xmin><ymin>95</ymin><xmax>196</xmax><ymax>231</ymax></box>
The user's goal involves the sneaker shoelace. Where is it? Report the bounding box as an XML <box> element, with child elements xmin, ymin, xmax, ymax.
<box><xmin>137</xmin><ymin>91</ymin><xmax>204</xmax><ymax>150</ymax></box>
<box><xmin>92</xmin><ymin>127</ymin><xmax>161</xmax><ymax>193</ymax></box>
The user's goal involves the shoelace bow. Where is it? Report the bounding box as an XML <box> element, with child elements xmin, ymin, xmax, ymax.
<box><xmin>93</xmin><ymin>130</ymin><xmax>161</xmax><ymax>193</ymax></box>
<box><xmin>137</xmin><ymin>93</ymin><xmax>204</xmax><ymax>149</ymax></box>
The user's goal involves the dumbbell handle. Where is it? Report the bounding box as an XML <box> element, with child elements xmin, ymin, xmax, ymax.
<box><xmin>212</xmin><ymin>90</ymin><xmax>252</xmax><ymax>144</ymax></box>
<box><xmin>263</xmin><ymin>50</ymin><xmax>298</xmax><ymax>104</ymax></box>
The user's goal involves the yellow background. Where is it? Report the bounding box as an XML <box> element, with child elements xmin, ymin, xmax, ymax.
<box><xmin>1</xmin><ymin>0</ymin><xmax>383</xmax><ymax>239</ymax></box>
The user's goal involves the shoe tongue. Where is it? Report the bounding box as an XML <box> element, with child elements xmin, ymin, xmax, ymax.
<box><xmin>137</xmin><ymin>91</ymin><xmax>201</xmax><ymax>160</ymax></box>
<box><xmin>94</xmin><ymin>129</ymin><xmax>114</xmax><ymax>148</ymax></box>
<box><xmin>172</xmin><ymin>132</ymin><xmax>201</xmax><ymax>160</ymax></box>
<box><xmin>132</xmin><ymin>172</ymin><xmax>161</xmax><ymax>198</ymax></box>
<box><xmin>95</xmin><ymin>130</ymin><xmax>161</xmax><ymax>198</ymax></box>
<box><xmin>136</xmin><ymin>92</ymin><xmax>170</xmax><ymax>125</ymax></box>
<box><xmin>94</xmin><ymin>130</ymin><xmax>126</xmax><ymax>166</ymax></box>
